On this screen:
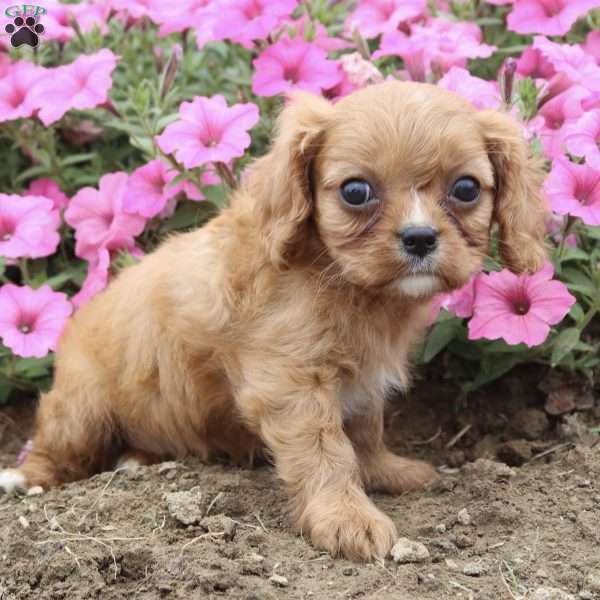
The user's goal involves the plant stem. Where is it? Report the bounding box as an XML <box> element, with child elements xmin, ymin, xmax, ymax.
<box><xmin>19</xmin><ymin>259</ymin><xmax>32</xmax><ymax>286</ymax></box>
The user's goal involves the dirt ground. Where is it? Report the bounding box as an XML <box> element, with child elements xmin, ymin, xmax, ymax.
<box><xmin>1</xmin><ymin>366</ymin><xmax>599</xmax><ymax>600</ymax></box>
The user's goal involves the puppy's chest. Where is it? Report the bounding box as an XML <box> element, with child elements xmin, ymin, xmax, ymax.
<box><xmin>339</xmin><ymin>358</ymin><xmax>409</xmax><ymax>420</ymax></box>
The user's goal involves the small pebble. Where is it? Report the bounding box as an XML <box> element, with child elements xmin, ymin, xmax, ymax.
<box><xmin>342</xmin><ymin>567</ymin><xmax>354</xmax><ymax>576</ymax></box>
<box><xmin>26</xmin><ymin>486</ymin><xmax>44</xmax><ymax>497</ymax></box>
<box><xmin>18</xmin><ymin>516</ymin><xmax>29</xmax><ymax>529</ymax></box>
<box><xmin>584</xmin><ymin>569</ymin><xmax>600</xmax><ymax>593</ymax></box>
<box><xmin>454</xmin><ymin>534</ymin><xmax>474</xmax><ymax>549</ymax></box>
<box><xmin>463</xmin><ymin>562</ymin><xmax>487</xmax><ymax>576</ymax></box>
<box><xmin>435</xmin><ymin>523</ymin><xmax>446</xmax><ymax>533</ymax></box>
<box><xmin>457</xmin><ymin>508</ymin><xmax>471</xmax><ymax>526</ymax></box>
<box><xmin>269</xmin><ymin>574</ymin><xmax>289</xmax><ymax>588</ymax></box>
<box><xmin>445</xmin><ymin>559</ymin><xmax>460</xmax><ymax>571</ymax></box>
<box><xmin>391</xmin><ymin>538</ymin><xmax>430</xmax><ymax>564</ymax></box>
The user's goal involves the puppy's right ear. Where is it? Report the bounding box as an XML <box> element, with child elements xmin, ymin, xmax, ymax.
<box><xmin>248</xmin><ymin>92</ymin><xmax>333</xmax><ymax>270</ymax></box>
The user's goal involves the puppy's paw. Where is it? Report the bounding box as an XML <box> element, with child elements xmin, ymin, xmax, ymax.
<box><xmin>0</xmin><ymin>468</ymin><xmax>28</xmax><ymax>495</ymax></box>
<box><xmin>303</xmin><ymin>489</ymin><xmax>397</xmax><ymax>561</ymax></box>
<box><xmin>362</xmin><ymin>452</ymin><xmax>438</xmax><ymax>494</ymax></box>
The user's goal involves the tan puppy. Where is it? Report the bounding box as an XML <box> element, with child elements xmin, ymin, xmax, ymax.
<box><xmin>0</xmin><ymin>81</ymin><xmax>547</xmax><ymax>561</ymax></box>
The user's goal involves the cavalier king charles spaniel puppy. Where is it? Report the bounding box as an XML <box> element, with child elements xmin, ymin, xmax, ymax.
<box><xmin>0</xmin><ymin>81</ymin><xmax>547</xmax><ymax>561</ymax></box>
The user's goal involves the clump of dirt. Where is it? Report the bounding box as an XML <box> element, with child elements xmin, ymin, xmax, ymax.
<box><xmin>1</xmin><ymin>367</ymin><xmax>599</xmax><ymax>599</ymax></box>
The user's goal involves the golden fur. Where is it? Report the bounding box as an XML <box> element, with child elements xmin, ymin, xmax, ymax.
<box><xmin>0</xmin><ymin>81</ymin><xmax>547</xmax><ymax>561</ymax></box>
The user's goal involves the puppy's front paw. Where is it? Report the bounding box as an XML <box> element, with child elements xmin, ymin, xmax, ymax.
<box><xmin>363</xmin><ymin>452</ymin><xmax>438</xmax><ymax>494</ymax></box>
<box><xmin>302</xmin><ymin>488</ymin><xmax>397</xmax><ymax>561</ymax></box>
<box><xmin>0</xmin><ymin>468</ymin><xmax>27</xmax><ymax>495</ymax></box>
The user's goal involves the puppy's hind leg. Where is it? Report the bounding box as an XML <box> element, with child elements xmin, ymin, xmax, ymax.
<box><xmin>1</xmin><ymin>382</ymin><xmax>117</xmax><ymax>494</ymax></box>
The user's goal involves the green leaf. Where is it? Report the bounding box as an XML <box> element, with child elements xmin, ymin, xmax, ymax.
<box><xmin>422</xmin><ymin>318</ymin><xmax>461</xmax><ymax>363</ymax></box>
<box><xmin>59</xmin><ymin>153</ymin><xmax>97</xmax><ymax>167</ymax></box>
<box><xmin>569</xmin><ymin>303</ymin><xmax>585</xmax><ymax>323</ymax></box>
<box><xmin>550</xmin><ymin>327</ymin><xmax>580</xmax><ymax>367</ymax></box>
<box><xmin>0</xmin><ymin>381</ymin><xmax>12</xmax><ymax>405</ymax></box>
<box><xmin>560</xmin><ymin>247</ymin><xmax>590</xmax><ymax>262</ymax></box>
<box><xmin>0</xmin><ymin>257</ymin><xmax>5</xmax><ymax>278</ymax></box>
<box><xmin>13</xmin><ymin>354</ymin><xmax>54</xmax><ymax>378</ymax></box>
<box><xmin>472</xmin><ymin>353</ymin><xmax>524</xmax><ymax>389</ymax></box>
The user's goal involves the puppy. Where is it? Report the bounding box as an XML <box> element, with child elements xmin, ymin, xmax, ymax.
<box><xmin>0</xmin><ymin>81</ymin><xmax>547</xmax><ymax>561</ymax></box>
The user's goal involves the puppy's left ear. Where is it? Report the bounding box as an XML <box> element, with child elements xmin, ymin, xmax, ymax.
<box><xmin>248</xmin><ymin>92</ymin><xmax>333</xmax><ymax>269</ymax></box>
<box><xmin>476</xmin><ymin>110</ymin><xmax>548</xmax><ymax>274</ymax></box>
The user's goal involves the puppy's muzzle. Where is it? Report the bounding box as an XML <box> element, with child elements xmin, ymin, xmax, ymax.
<box><xmin>398</xmin><ymin>226</ymin><xmax>438</xmax><ymax>258</ymax></box>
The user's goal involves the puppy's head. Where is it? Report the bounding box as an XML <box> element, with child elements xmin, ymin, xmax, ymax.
<box><xmin>250</xmin><ymin>81</ymin><xmax>548</xmax><ymax>297</ymax></box>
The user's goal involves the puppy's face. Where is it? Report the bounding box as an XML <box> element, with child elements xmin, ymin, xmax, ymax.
<box><xmin>252</xmin><ymin>82</ymin><xmax>548</xmax><ymax>296</ymax></box>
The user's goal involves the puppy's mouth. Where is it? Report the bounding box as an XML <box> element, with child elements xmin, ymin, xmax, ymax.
<box><xmin>396</xmin><ymin>273</ymin><xmax>442</xmax><ymax>298</ymax></box>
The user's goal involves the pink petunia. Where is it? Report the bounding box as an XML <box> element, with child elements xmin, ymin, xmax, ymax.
<box><xmin>123</xmin><ymin>159</ymin><xmax>206</xmax><ymax>218</ymax></box>
<box><xmin>150</xmin><ymin>0</ymin><xmax>211</xmax><ymax>37</ymax></box>
<box><xmin>251</xmin><ymin>36</ymin><xmax>341</xmax><ymax>97</ymax></box>
<box><xmin>373</xmin><ymin>18</ymin><xmax>496</xmax><ymax>81</ymax></box>
<box><xmin>0</xmin><ymin>194</ymin><xmax>60</xmax><ymax>259</ymax></box>
<box><xmin>290</xmin><ymin>16</ymin><xmax>354</xmax><ymax>53</ymax></box>
<box><xmin>538</xmin><ymin>86</ymin><xmax>591</xmax><ymax>159</ymax></box>
<box><xmin>28</xmin><ymin>49</ymin><xmax>119</xmax><ymax>126</ymax></box>
<box><xmin>0</xmin><ymin>61</ymin><xmax>43</xmax><ymax>123</ymax></box>
<box><xmin>212</xmin><ymin>0</ymin><xmax>297</xmax><ymax>48</ymax></box>
<box><xmin>438</xmin><ymin>67</ymin><xmax>501</xmax><ymax>110</ymax></box>
<box><xmin>533</xmin><ymin>36</ymin><xmax>600</xmax><ymax>92</ymax></box>
<box><xmin>0</xmin><ymin>284</ymin><xmax>73</xmax><ymax>358</ymax></box>
<box><xmin>563</xmin><ymin>109</ymin><xmax>600</xmax><ymax>171</ymax></box>
<box><xmin>544</xmin><ymin>157</ymin><xmax>600</xmax><ymax>226</ymax></box>
<box><xmin>24</xmin><ymin>178</ymin><xmax>69</xmax><ymax>211</ymax></box>
<box><xmin>584</xmin><ymin>30</ymin><xmax>600</xmax><ymax>65</ymax></box>
<box><xmin>65</xmin><ymin>172</ymin><xmax>146</xmax><ymax>261</ymax></box>
<box><xmin>468</xmin><ymin>264</ymin><xmax>575</xmax><ymax>347</ymax></box>
<box><xmin>71</xmin><ymin>248</ymin><xmax>111</xmax><ymax>308</ymax></box>
<box><xmin>345</xmin><ymin>0</ymin><xmax>427</xmax><ymax>39</ymax></box>
<box><xmin>444</xmin><ymin>274</ymin><xmax>479</xmax><ymax>318</ymax></box>
<box><xmin>507</xmin><ymin>0</ymin><xmax>599</xmax><ymax>36</ymax></box>
<box><xmin>156</xmin><ymin>95</ymin><xmax>260</xmax><ymax>169</ymax></box>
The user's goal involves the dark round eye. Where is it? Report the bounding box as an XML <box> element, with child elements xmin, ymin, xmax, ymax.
<box><xmin>340</xmin><ymin>179</ymin><xmax>376</xmax><ymax>207</ymax></box>
<box><xmin>449</xmin><ymin>177</ymin><xmax>480</xmax><ymax>203</ymax></box>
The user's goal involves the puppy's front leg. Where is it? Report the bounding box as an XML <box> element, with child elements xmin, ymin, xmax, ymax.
<box><xmin>238</xmin><ymin>369</ymin><xmax>397</xmax><ymax>562</ymax></box>
<box><xmin>345</xmin><ymin>408</ymin><xmax>438</xmax><ymax>494</ymax></box>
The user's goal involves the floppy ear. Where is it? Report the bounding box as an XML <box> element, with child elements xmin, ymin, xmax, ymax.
<box><xmin>247</xmin><ymin>92</ymin><xmax>333</xmax><ymax>270</ymax></box>
<box><xmin>476</xmin><ymin>110</ymin><xmax>548</xmax><ymax>274</ymax></box>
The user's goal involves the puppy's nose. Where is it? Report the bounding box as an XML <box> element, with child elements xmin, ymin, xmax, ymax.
<box><xmin>399</xmin><ymin>226</ymin><xmax>438</xmax><ymax>258</ymax></box>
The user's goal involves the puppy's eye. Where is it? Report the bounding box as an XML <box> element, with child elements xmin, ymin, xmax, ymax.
<box><xmin>340</xmin><ymin>179</ymin><xmax>376</xmax><ymax>207</ymax></box>
<box><xmin>449</xmin><ymin>177</ymin><xmax>480</xmax><ymax>203</ymax></box>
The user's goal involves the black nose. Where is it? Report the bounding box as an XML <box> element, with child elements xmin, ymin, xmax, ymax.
<box><xmin>399</xmin><ymin>226</ymin><xmax>438</xmax><ymax>258</ymax></box>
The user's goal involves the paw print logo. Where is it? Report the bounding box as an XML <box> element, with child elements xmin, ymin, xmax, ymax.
<box><xmin>5</xmin><ymin>15</ymin><xmax>44</xmax><ymax>48</ymax></box>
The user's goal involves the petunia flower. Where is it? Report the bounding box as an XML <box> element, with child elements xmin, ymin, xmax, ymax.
<box><xmin>468</xmin><ymin>263</ymin><xmax>575</xmax><ymax>347</ymax></box>
<box><xmin>156</xmin><ymin>95</ymin><xmax>260</xmax><ymax>169</ymax></box>
<box><xmin>438</xmin><ymin>67</ymin><xmax>501</xmax><ymax>110</ymax></box>
<box><xmin>537</xmin><ymin>86</ymin><xmax>591</xmax><ymax>159</ymax></box>
<box><xmin>584</xmin><ymin>30</ymin><xmax>600</xmax><ymax>65</ymax></box>
<box><xmin>0</xmin><ymin>284</ymin><xmax>73</xmax><ymax>358</ymax></box>
<box><xmin>507</xmin><ymin>0</ymin><xmax>599</xmax><ymax>36</ymax></box>
<box><xmin>212</xmin><ymin>0</ymin><xmax>297</xmax><ymax>48</ymax></box>
<box><xmin>0</xmin><ymin>61</ymin><xmax>44</xmax><ymax>123</ymax></box>
<box><xmin>533</xmin><ymin>36</ymin><xmax>600</xmax><ymax>92</ymax></box>
<box><xmin>149</xmin><ymin>0</ymin><xmax>210</xmax><ymax>36</ymax></box>
<box><xmin>373</xmin><ymin>18</ymin><xmax>496</xmax><ymax>81</ymax></box>
<box><xmin>290</xmin><ymin>16</ymin><xmax>354</xmax><ymax>53</ymax></box>
<box><xmin>544</xmin><ymin>157</ymin><xmax>600</xmax><ymax>226</ymax></box>
<box><xmin>444</xmin><ymin>273</ymin><xmax>479</xmax><ymax>319</ymax></box>
<box><xmin>251</xmin><ymin>36</ymin><xmax>341</xmax><ymax>97</ymax></box>
<box><xmin>28</xmin><ymin>49</ymin><xmax>119</xmax><ymax>126</ymax></box>
<box><xmin>71</xmin><ymin>248</ymin><xmax>111</xmax><ymax>308</ymax></box>
<box><xmin>123</xmin><ymin>159</ymin><xmax>205</xmax><ymax>218</ymax></box>
<box><xmin>562</xmin><ymin>110</ymin><xmax>600</xmax><ymax>171</ymax></box>
<box><xmin>24</xmin><ymin>178</ymin><xmax>70</xmax><ymax>211</ymax></box>
<box><xmin>345</xmin><ymin>0</ymin><xmax>427</xmax><ymax>39</ymax></box>
<box><xmin>0</xmin><ymin>194</ymin><xmax>60</xmax><ymax>259</ymax></box>
<box><xmin>65</xmin><ymin>172</ymin><xmax>146</xmax><ymax>261</ymax></box>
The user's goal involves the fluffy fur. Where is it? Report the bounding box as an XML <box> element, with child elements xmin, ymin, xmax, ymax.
<box><xmin>0</xmin><ymin>81</ymin><xmax>548</xmax><ymax>561</ymax></box>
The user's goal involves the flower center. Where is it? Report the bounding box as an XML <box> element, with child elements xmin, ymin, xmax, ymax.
<box><xmin>19</xmin><ymin>323</ymin><xmax>31</xmax><ymax>334</ymax></box>
<box><xmin>513</xmin><ymin>299</ymin><xmax>530</xmax><ymax>315</ymax></box>
<box><xmin>0</xmin><ymin>219</ymin><xmax>15</xmax><ymax>241</ymax></box>
<box><xmin>242</xmin><ymin>0</ymin><xmax>262</xmax><ymax>19</ymax></box>
<box><xmin>283</xmin><ymin>66</ymin><xmax>300</xmax><ymax>84</ymax></box>
<box><xmin>575</xmin><ymin>185</ymin><xmax>591</xmax><ymax>206</ymax></box>
<box><xmin>542</xmin><ymin>0</ymin><xmax>562</xmax><ymax>16</ymax></box>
